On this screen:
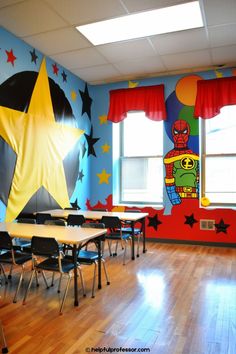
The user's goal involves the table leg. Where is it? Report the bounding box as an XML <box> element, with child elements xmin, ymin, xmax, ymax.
<box><xmin>142</xmin><ymin>217</ymin><xmax>147</xmax><ymax>253</ymax></box>
<box><xmin>73</xmin><ymin>244</ymin><xmax>79</xmax><ymax>306</ymax></box>
<box><xmin>97</xmin><ymin>237</ymin><xmax>102</xmax><ymax>289</ymax></box>
<box><xmin>131</xmin><ymin>221</ymin><xmax>135</xmax><ymax>260</ymax></box>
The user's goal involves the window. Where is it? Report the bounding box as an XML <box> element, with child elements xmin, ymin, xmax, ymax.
<box><xmin>113</xmin><ymin>111</ymin><xmax>163</xmax><ymax>206</ymax></box>
<box><xmin>201</xmin><ymin>105</ymin><xmax>236</xmax><ymax>206</ymax></box>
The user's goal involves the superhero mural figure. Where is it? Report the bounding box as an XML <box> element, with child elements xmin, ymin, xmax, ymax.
<box><xmin>164</xmin><ymin>119</ymin><xmax>199</xmax><ymax>205</ymax></box>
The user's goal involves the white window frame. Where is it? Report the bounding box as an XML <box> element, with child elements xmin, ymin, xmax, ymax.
<box><xmin>200</xmin><ymin>105</ymin><xmax>236</xmax><ymax>208</ymax></box>
<box><xmin>113</xmin><ymin>111</ymin><xmax>164</xmax><ymax>207</ymax></box>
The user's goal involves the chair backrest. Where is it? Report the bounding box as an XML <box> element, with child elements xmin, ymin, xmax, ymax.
<box><xmin>67</xmin><ymin>214</ymin><xmax>85</xmax><ymax>227</ymax></box>
<box><xmin>81</xmin><ymin>222</ymin><xmax>105</xmax><ymax>229</ymax></box>
<box><xmin>17</xmin><ymin>212</ymin><xmax>35</xmax><ymax>220</ymax></box>
<box><xmin>44</xmin><ymin>219</ymin><xmax>66</xmax><ymax>226</ymax></box>
<box><xmin>36</xmin><ymin>213</ymin><xmax>52</xmax><ymax>225</ymax></box>
<box><xmin>0</xmin><ymin>231</ymin><xmax>13</xmax><ymax>251</ymax></box>
<box><xmin>17</xmin><ymin>218</ymin><xmax>36</xmax><ymax>224</ymax></box>
<box><xmin>100</xmin><ymin>216</ymin><xmax>121</xmax><ymax>228</ymax></box>
<box><xmin>31</xmin><ymin>236</ymin><xmax>59</xmax><ymax>257</ymax></box>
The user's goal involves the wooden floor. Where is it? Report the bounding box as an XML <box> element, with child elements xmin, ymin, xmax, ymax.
<box><xmin>1</xmin><ymin>242</ymin><xmax>236</xmax><ymax>354</ymax></box>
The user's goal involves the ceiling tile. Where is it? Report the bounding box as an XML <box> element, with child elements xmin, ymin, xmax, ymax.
<box><xmin>24</xmin><ymin>27</ymin><xmax>91</xmax><ymax>56</ymax></box>
<box><xmin>0</xmin><ymin>0</ymin><xmax>67</xmax><ymax>37</ymax></box>
<box><xmin>0</xmin><ymin>0</ymin><xmax>22</xmax><ymax>7</ymax></box>
<box><xmin>211</xmin><ymin>45</ymin><xmax>236</xmax><ymax>65</ymax></box>
<box><xmin>45</xmin><ymin>0</ymin><xmax>127</xmax><ymax>25</ymax></box>
<box><xmin>72</xmin><ymin>64</ymin><xmax>121</xmax><ymax>83</ymax></box>
<box><xmin>150</xmin><ymin>28</ymin><xmax>209</xmax><ymax>55</ymax></box>
<box><xmin>208</xmin><ymin>24</ymin><xmax>236</xmax><ymax>48</ymax></box>
<box><xmin>96</xmin><ymin>38</ymin><xmax>156</xmax><ymax>62</ymax></box>
<box><xmin>114</xmin><ymin>56</ymin><xmax>166</xmax><ymax>75</ymax></box>
<box><xmin>204</xmin><ymin>0</ymin><xmax>236</xmax><ymax>26</ymax></box>
<box><xmin>122</xmin><ymin>0</ymin><xmax>190</xmax><ymax>12</ymax></box>
<box><xmin>161</xmin><ymin>49</ymin><xmax>212</xmax><ymax>70</ymax></box>
<box><xmin>51</xmin><ymin>47</ymin><xmax>108</xmax><ymax>69</ymax></box>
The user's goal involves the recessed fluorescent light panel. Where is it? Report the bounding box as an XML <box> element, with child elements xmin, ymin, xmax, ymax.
<box><xmin>76</xmin><ymin>1</ymin><xmax>203</xmax><ymax>45</ymax></box>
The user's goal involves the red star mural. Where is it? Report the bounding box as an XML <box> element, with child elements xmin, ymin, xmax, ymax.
<box><xmin>5</xmin><ymin>49</ymin><xmax>17</xmax><ymax>66</ymax></box>
<box><xmin>52</xmin><ymin>63</ymin><xmax>59</xmax><ymax>75</ymax></box>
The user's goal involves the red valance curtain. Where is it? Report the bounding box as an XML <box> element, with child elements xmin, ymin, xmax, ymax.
<box><xmin>107</xmin><ymin>85</ymin><xmax>166</xmax><ymax>122</ymax></box>
<box><xmin>194</xmin><ymin>76</ymin><xmax>236</xmax><ymax>119</ymax></box>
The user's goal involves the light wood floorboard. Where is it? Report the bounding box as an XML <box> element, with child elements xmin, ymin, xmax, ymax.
<box><xmin>1</xmin><ymin>242</ymin><xmax>236</xmax><ymax>353</ymax></box>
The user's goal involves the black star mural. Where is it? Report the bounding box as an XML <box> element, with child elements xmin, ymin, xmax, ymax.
<box><xmin>81</xmin><ymin>141</ymin><xmax>87</xmax><ymax>158</ymax></box>
<box><xmin>30</xmin><ymin>49</ymin><xmax>38</xmax><ymax>64</ymax></box>
<box><xmin>61</xmin><ymin>70</ymin><xmax>67</xmax><ymax>82</ymax></box>
<box><xmin>71</xmin><ymin>199</ymin><xmax>80</xmax><ymax>210</ymax></box>
<box><xmin>215</xmin><ymin>219</ymin><xmax>230</xmax><ymax>234</ymax></box>
<box><xmin>84</xmin><ymin>126</ymin><xmax>100</xmax><ymax>157</ymax></box>
<box><xmin>148</xmin><ymin>214</ymin><xmax>162</xmax><ymax>231</ymax></box>
<box><xmin>79</xmin><ymin>83</ymin><xmax>93</xmax><ymax>120</ymax></box>
<box><xmin>184</xmin><ymin>213</ymin><xmax>198</xmax><ymax>228</ymax></box>
<box><xmin>78</xmin><ymin>169</ymin><xmax>84</xmax><ymax>182</ymax></box>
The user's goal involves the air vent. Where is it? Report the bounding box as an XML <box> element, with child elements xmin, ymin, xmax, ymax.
<box><xmin>200</xmin><ymin>219</ymin><xmax>215</xmax><ymax>231</ymax></box>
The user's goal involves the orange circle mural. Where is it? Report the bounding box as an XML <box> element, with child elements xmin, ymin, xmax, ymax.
<box><xmin>176</xmin><ymin>75</ymin><xmax>203</xmax><ymax>106</ymax></box>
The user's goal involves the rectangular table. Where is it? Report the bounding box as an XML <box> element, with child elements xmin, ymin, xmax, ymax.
<box><xmin>0</xmin><ymin>222</ymin><xmax>107</xmax><ymax>306</ymax></box>
<box><xmin>39</xmin><ymin>210</ymin><xmax>148</xmax><ymax>260</ymax></box>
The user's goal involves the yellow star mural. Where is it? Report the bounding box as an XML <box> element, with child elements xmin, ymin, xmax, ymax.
<box><xmin>101</xmin><ymin>143</ymin><xmax>111</xmax><ymax>153</ymax></box>
<box><xmin>99</xmin><ymin>115</ymin><xmax>108</xmax><ymax>125</ymax></box>
<box><xmin>97</xmin><ymin>169</ymin><xmax>111</xmax><ymax>184</ymax></box>
<box><xmin>0</xmin><ymin>58</ymin><xmax>84</xmax><ymax>221</ymax></box>
<box><xmin>128</xmin><ymin>80</ymin><xmax>139</xmax><ymax>88</ymax></box>
<box><xmin>71</xmin><ymin>90</ymin><xmax>77</xmax><ymax>101</ymax></box>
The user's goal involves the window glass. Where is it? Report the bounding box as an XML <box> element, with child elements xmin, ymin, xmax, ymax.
<box><xmin>115</xmin><ymin>111</ymin><xmax>163</xmax><ymax>205</ymax></box>
<box><xmin>202</xmin><ymin>105</ymin><xmax>236</xmax><ymax>206</ymax></box>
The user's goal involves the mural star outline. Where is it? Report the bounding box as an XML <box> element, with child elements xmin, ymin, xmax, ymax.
<box><xmin>215</xmin><ymin>219</ymin><xmax>230</xmax><ymax>234</ymax></box>
<box><xmin>79</xmin><ymin>83</ymin><xmax>93</xmax><ymax>120</ymax></box>
<box><xmin>148</xmin><ymin>214</ymin><xmax>162</xmax><ymax>231</ymax></box>
<box><xmin>184</xmin><ymin>213</ymin><xmax>198</xmax><ymax>228</ymax></box>
<box><xmin>0</xmin><ymin>57</ymin><xmax>84</xmax><ymax>221</ymax></box>
<box><xmin>84</xmin><ymin>125</ymin><xmax>100</xmax><ymax>157</ymax></box>
<box><xmin>6</xmin><ymin>49</ymin><xmax>17</xmax><ymax>66</ymax></box>
<box><xmin>97</xmin><ymin>169</ymin><xmax>111</xmax><ymax>184</ymax></box>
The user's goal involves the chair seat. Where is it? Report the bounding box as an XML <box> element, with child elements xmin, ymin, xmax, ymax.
<box><xmin>118</xmin><ymin>227</ymin><xmax>141</xmax><ymax>234</ymax></box>
<box><xmin>78</xmin><ymin>250</ymin><xmax>99</xmax><ymax>263</ymax></box>
<box><xmin>36</xmin><ymin>258</ymin><xmax>75</xmax><ymax>273</ymax></box>
<box><xmin>105</xmin><ymin>232</ymin><xmax>131</xmax><ymax>240</ymax></box>
<box><xmin>0</xmin><ymin>251</ymin><xmax>31</xmax><ymax>265</ymax></box>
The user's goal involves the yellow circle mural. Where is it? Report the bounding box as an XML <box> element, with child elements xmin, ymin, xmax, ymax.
<box><xmin>176</xmin><ymin>75</ymin><xmax>203</xmax><ymax>106</ymax></box>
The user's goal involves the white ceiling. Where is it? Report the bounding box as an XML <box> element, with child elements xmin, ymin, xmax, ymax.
<box><xmin>1</xmin><ymin>0</ymin><xmax>236</xmax><ymax>85</ymax></box>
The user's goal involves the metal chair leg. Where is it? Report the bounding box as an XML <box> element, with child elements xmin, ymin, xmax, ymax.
<box><xmin>0</xmin><ymin>265</ymin><xmax>7</xmax><ymax>285</ymax></box>
<box><xmin>77</xmin><ymin>265</ymin><xmax>86</xmax><ymax>297</ymax></box>
<box><xmin>0</xmin><ymin>320</ymin><xmax>8</xmax><ymax>353</ymax></box>
<box><xmin>91</xmin><ymin>262</ymin><xmax>97</xmax><ymax>298</ymax></box>
<box><xmin>13</xmin><ymin>265</ymin><xmax>25</xmax><ymax>303</ymax></box>
<box><xmin>102</xmin><ymin>259</ymin><xmax>110</xmax><ymax>285</ymax></box>
<box><xmin>59</xmin><ymin>275</ymin><xmax>71</xmax><ymax>315</ymax></box>
<box><xmin>22</xmin><ymin>269</ymin><xmax>36</xmax><ymax>305</ymax></box>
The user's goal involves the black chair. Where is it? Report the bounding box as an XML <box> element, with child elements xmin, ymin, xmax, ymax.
<box><xmin>65</xmin><ymin>223</ymin><xmax>110</xmax><ymax>298</ymax></box>
<box><xmin>0</xmin><ymin>231</ymin><xmax>31</xmax><ymax>303</ymax></box>
<box><xmin>35</xmin><ymin>213</ymin><xmax>52</xmax><ymax>225</ymax></box>
<box><xmin>22</xmin><ymin>236</ymin><xmax>85</xmax><ymax>314</ymax></box>
<box><xmin>44</xmin><ymin>219</ymin><xmax>66</xmax><ymax>226</ymax></box>
<box><xmin>119</xmin><ymin>210</ymin><xmax>143</xmax><ymax>257</ymax></box>
<box><xmin>100</xmin><ymin>216</ymin><xmax>131</xmax><ymax>265</ymax></box>
<box><xmin>67</xmin><ymin>214</ymin><xmax>86</xmax><ymax>227</ymax></box>
<box><xmin>12</xmin><ymin>218</ymin><xmax>35</xmax><ymax>253</ymax></box>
